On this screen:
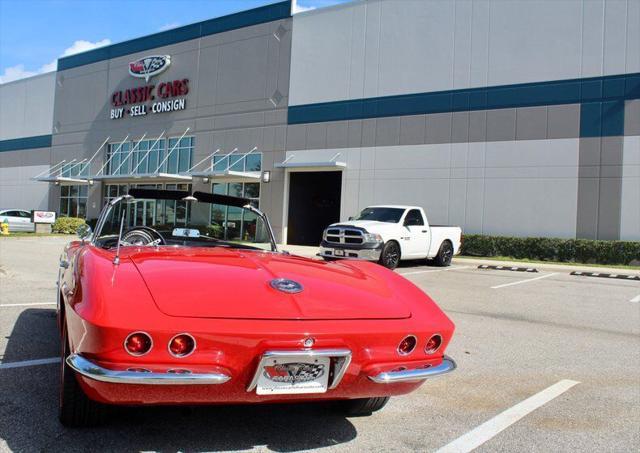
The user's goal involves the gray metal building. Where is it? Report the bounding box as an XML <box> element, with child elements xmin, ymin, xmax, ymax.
<box><xmin>0</xmin><ymin>0</ymin><xmax>638</xmax><ymax>244</ymax></box>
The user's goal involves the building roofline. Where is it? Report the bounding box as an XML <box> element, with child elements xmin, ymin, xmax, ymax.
<box><xmin>57</xmin><ymin>1</ymin><xmax>291</xmax><ymax>72</ymax></box>
<box><xmin>0</xmin><ymin>70</ymin><xmax>56</xmax><ymax>87</ymax></box>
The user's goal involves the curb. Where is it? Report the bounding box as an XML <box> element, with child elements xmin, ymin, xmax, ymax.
<box><xmin>570</xmin><ymin>271</ymin><xmax>640</xmax><ymax>281</ymax></box>
<box><xmin>478</xmin><ymin>265</ymin><xmax>538</xmax><ymax>273</ymax></box>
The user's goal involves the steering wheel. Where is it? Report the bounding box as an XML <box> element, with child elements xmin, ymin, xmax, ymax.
<box><xmin>121</xmin><ymin>227</ymin><xmax>165</xmax><ymax>246</ymax></box>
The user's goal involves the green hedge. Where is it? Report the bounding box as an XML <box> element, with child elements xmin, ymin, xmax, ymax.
<box><xmin>52</xmin><ymin>217</ymin><xmax>86</xmax><ymax>234</ymax></box>
<box><xmin>461</xmin><ymin>235</ymin><xmax>640</xmax><ymax>265</ymax></box>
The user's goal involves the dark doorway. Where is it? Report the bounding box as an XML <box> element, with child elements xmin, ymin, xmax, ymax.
<box><xmin>287</xmin><ymin>171</ymin><xmax>342</xmax><ymax>245</ymax></box>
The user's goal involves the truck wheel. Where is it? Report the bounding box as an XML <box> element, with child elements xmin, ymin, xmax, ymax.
<box><xmin>434</xmin><ymin>240</ymin><xmax>453</xmax><ymax>267</ymax></box>
<box><xmin>379</xmin><ymin>241</ymin><xmax>401</xmax><ymax>269</ymax></box>
<box><xmin>336</xmin><ymin>397</ymin><xmax>390</xmax><ymax>416</ymax></box>
<box><xmin>59</xmin><ymin>323</ymin><xmax>106</xmax><ymax>427</ymax></box>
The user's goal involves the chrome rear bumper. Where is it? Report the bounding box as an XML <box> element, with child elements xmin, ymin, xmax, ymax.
<box><xmin>318</xmin><ymin>246</ymin><xmax>382</xmax><ymax>261</ymax></box>
<box><xmin>368</xmin><ymin>356</ymin><xmax>456</xmax><ymax>383</ymax></box>
<box><xmin>66</xmin><ymin>354</ymin><xmax>231</xmax><ymax>385</ymax></box>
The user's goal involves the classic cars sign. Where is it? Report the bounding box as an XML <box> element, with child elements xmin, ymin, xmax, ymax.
<box><xmin>128</xmin><ymin>55</ymin><xmax>171</xmax><ymax>82</ymax></box>
<box><xmin>109</xmin><ymin>55</ymin><xmax>188</xmax><ymax>120</ymax></box>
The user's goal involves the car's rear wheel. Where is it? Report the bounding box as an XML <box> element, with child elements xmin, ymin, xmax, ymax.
<box><xmin>379</xmin><ymin>241</ymin><xmax>401</xmax><ymax>269</ymax></box>
<box><xmin>337</xmin><ymin>396</ymin><xmax>390</xmax><ymax>416</ymax></box>
<box><xmin>59</xmin><ymin>323</ymin><xmax>106</xmax><ymax>427</ymax></box>
<box><xmin>434</xmin><ymin>240</ymin><xmax>453</xmax><ymax>267</ymax></box>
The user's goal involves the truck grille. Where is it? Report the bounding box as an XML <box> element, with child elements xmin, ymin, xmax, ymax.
<box><xmin>325</xmin><ymin>227</ymin><xmax>364</xmax><ymax>245</ymax></box>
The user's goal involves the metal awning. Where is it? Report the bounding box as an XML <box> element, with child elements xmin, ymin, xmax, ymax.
<box><xmin>91</xmin><ymin>172</ymin><xmax>193</xmax><ymax>184</ymax></box>
<box><xmin>274</xmin><ymin>161</ymin><xmax>347</xmax><ymax>169</ymax></box>
<box><xmin>34</xmin><ymin>176</ymin><xmax>93</xmax><ymax>185</ymax></box>
<box><xmin>190</xmin><ymin>170</ymin><xmax>261</xmax><ymax>183</ymax></box>
<box><xmin>274</xmin><ymin>152</ymin><xmax>346</xmax><ymax>170</ymax></box>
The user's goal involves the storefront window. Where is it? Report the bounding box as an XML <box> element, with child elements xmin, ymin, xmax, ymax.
<box><xmin>165</xmin><ymin>137</ymin><xmax>193</xmax><ymax>174</ymax></box>
<box><xmin>211</xmin><ymin>182</ymin><xmax>260</xmax><ymax>241</ymax></box>
<box><xmin>106</xmin><ymin>142</ymin><xmax>131</xmax><ymax>175</ymax></box>
<box><xmin>59</xmin><ymin>185</ymin><xmax>88</xmax><ymax>218</ymax></box>
<box><xmin>105</xmin><ymin>138</ymin><xmax>192</xmax><ymax>175</ymax></box>
<box><xmin>102</xmin><ymin>183</ymin><xmax>191</xmax><ymax>227</ymax></box>
<box><xmin>130</xmin><ymin>139</ymin><xmax>165</xmax><ymax>174</ymax></box>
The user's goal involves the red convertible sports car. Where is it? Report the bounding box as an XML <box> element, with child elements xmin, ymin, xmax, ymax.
<box><xmin>57</xmin><ymin>188</ymin><xmax>456</xmax><ymax>426</ymax></box>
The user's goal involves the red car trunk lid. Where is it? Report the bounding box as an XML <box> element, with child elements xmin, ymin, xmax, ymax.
<box><xmin>129</xmin><ymin>247</ymin><xmax>411</xmax><ymax>320</ymax></box>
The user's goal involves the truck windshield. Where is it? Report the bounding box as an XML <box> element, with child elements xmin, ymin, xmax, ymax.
<box><xmin>355</xmin><ymin>207</ymin><xmax>405</xmax><ymax>223</ymax></box>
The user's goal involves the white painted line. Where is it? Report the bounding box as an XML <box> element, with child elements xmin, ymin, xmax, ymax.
<box><xmin>0</xmin><ymin>302</ymin><xmax>56</xmax><ymax>308</ymax></box>
<box><xmin>630</xmin><ymin>294</ymin><xmax>640</xmax><ymax>303</ymax></box>
<box><xmin>399</xmin><ymin>266</ymin><xmax>471</xmax><ymax>276</ymax></box>
<box><xmin>435</xmin><ymin>379</ymin><xmax>580</xmax><ymax>453</ymax></box>
<box><xmin>0</xmin><ymin>357</ymin><xmax>59</xmax><ymax>370</ymax></box>
<box><xmin>491</xmin><ymin>272</ymin><xmax>557</xmax><ymax>289</ymax></box>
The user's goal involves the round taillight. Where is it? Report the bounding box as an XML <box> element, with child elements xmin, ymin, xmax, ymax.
<box><xmin>425</xmin><ymin>334</ymin><xmax>442</xmax><ymax>354</ymax></box>
<box><xmin>397</xmin><ymin>335</ymin><xmax>417</xmax><ymax>355</ymax></box>
<box><xmin>124</xmin><ymin>332</ymin><xmax>152</xmax><ymax>356</ymax></box>
<box><xmin>168</xmin><ymin>333</ymin><xmax>196</xmax><ymax>358</ymax></box>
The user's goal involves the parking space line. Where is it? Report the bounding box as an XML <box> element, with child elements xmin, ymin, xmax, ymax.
<box><xmin>0</xmin><ymin>357</ymin><xmax>59</xmax><ymax>370</ymax></box>
<box><xmin>399</xmin><ymin>266</ymin><xmax>471</xmax><ymax>276</ymax></box>
<box><xmin>0</xmin><ymin>302</ymin><xmax>56</xmax><ymax>308</ymax></box>
<box><xmin>435</xmin><ymin>379</ymin><xmax>580</xmax><ymax>453</ymax></box>
<box><xmin>630</xmin><ymin>294</ymin><xmax>640</xmax><ymax>303</ymax></box>
<box><xmin>491</xmin><ymin>272</ymin><xmax>557</xmax><ymax>289</ymax></box>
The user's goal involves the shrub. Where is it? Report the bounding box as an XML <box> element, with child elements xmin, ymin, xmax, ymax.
<box><xmin>461</xmin><ymin>234</ymin><xmax>640</xmax><ymax>266</ymax></box>
<box><xmin>52</xmin><ymin>217</ymin><xmax>86</xmax><ymax>234</ymax></box>
<box><xmin>206</xmin><ymin>224</ymin><xmax>224</xmax><ymax>239</ymax></box>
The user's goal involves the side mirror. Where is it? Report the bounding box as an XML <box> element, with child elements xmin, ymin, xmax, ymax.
<box><xmin>348</xmin><ymin>216</ymin><xmax>354</xmax><ymax>221</ymax></box>
<box><xmin>76</xmin><ymin>224</ymin><xmax>92</xmax><ymax>242</ymax></box>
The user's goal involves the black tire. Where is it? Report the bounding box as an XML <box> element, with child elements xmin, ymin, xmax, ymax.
<box><xmin>379</xmin><ymin>241</ymin><xmax>401</xmax><ymax>270</ymax></box>
<box><xmin>337</xmin><ymin>397</ymin><xmax>390</xmax><ymax>416</ymax></box>
<box><xmin>59</xmin><ymin>323</ymin><xmax>106</xmax><ymax>427</ymax></box>
<box><xmin>434</xmin><ymin>240</ymin><xmax>454</xmax><ymax>267</ymax></box>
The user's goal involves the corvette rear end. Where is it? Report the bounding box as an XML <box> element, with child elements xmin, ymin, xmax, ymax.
<box><xmin>58</xmin><ymin>188</ymin><xmax>455</xmax><ymax>426</ymax></box>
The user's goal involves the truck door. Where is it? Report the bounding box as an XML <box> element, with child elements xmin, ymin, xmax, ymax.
<box><xmin>402</xmin><ymin>209</ymin><xmax>430</xmax><ymax>258</ymax></box>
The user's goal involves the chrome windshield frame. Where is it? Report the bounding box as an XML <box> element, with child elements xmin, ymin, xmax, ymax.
<box><xmin>91</xmin><ymin>194</ymin><xmax>278</xmax><ymax>252</ymax></box>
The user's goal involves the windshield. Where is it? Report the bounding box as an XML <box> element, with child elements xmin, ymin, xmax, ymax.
<box><xmin>354</xmin><ymin>207</ymin><xmax>405</xmax><ymax>223</ymax></box>
<box><xmin>95</xmin><ymin>189</ymin><xmax>274</xmax><ymax>252</ymax></box>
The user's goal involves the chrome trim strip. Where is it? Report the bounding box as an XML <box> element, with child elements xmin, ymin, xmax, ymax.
<box><xmin>246</xmin><ymin>348</ymin><xmax>352</xmax><ymax>392</ymax></box>
<box><xmin>66</xmin><ymin>354</ymin><xmax>231</xmax><ymax>385</ymax></box>
<box><xmin>368</xmin><ymin>356</ymin><xmax>456</xmax><ymax>384</ymax></box>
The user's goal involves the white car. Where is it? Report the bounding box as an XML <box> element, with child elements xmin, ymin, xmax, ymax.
<box><xmin>0</xmin><ymin>209</ymin><xmax>34</xmax><ymax>232</ymax></box>
<box><xmin>319</xmin><ymin>205</ymin><xmax>462</xmax><ymax>269</ymax></box>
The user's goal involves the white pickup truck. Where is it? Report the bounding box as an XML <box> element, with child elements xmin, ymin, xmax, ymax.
<box><xmin>319</xmin><ymin>205</ymin><xmax>462</xmax><ymax>269</ymax></box>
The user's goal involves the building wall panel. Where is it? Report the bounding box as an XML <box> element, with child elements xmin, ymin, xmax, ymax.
<box><xmin>0</xmin><ymin>73</ymin><xmax>55</xmax><ymax>141</ymax></box>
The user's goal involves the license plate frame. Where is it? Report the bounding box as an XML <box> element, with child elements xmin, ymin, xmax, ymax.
<box><xmin>333</xmin><ymin>249</ymin><xmax>345</xmax><ymax>256</ymax></box>
<box><xmin>256</xmin><ymin>355</ymin><xmax>331</xmax><ymax>395</ymax></box>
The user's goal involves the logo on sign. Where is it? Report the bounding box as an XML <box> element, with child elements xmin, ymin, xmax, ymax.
<box><xmin>263</xmin><ymin>363</ymin><xmax>325</xmax><ymax>383</ymax></box>
<box><xmin>128</xmin><ymin>55</ymin><xmax>171</xmax><ymax>82</ymax></box>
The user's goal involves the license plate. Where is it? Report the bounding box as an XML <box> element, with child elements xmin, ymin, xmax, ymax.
<box><xmin>334</xmin><ymin>249</ymin><xmax>345</xmax><ymax>256</ymax></box>
<box><xmin>256</xmin><ymin>356</ymin><xmax>330</xmax><ymax>395</ymax></box>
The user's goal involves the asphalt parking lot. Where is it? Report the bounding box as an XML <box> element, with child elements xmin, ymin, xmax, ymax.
<box><xmin>1</xmin><ymin>237</ymin><xmax>639</xmax><ymax>452</ymax></box>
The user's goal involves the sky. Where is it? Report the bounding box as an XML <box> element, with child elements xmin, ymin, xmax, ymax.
<box><xmin>0</xmin><ymin>0</ymin><xmax>350</xmax><ymax>84</ymax></box>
